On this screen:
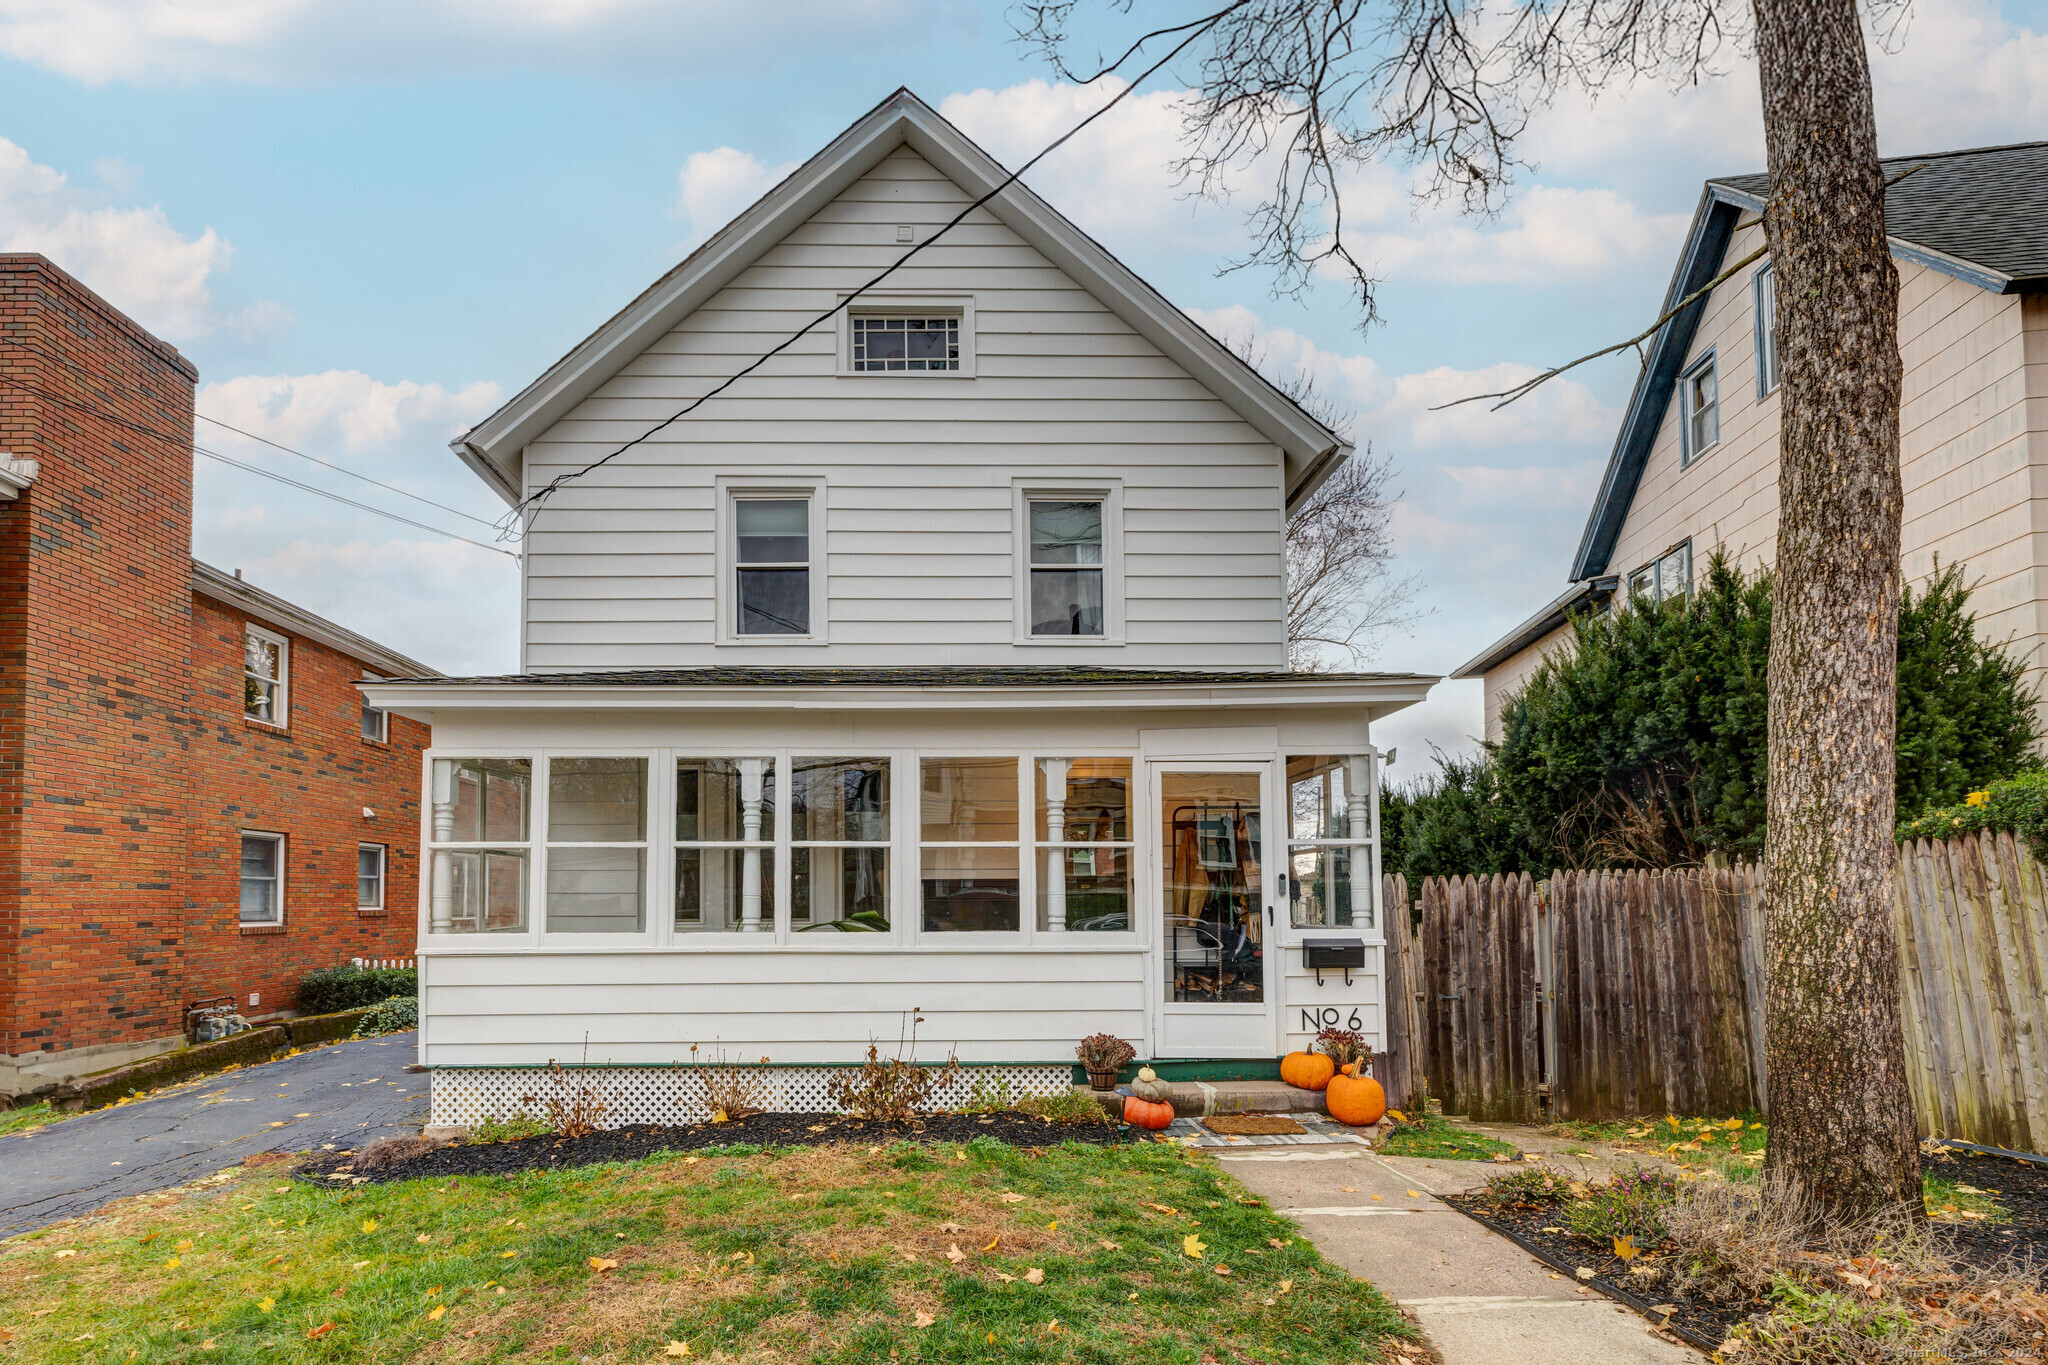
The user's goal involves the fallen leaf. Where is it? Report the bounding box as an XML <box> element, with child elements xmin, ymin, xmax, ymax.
<box><xmin>165</xmin><ymin>1256</ymin><xmax>181</xmax><ymax>1269</ymax></box>
<box><xmin>937</xmin><ymin>1221</ymin><xmax>965</xmax><ymax>1234</ymax></box>
<box><xmin>307</xmin><ymin>1323</ymin><xmax>336</xmax><ymax>1340</ymax></box>
<box><xmin>416</xmin><ymin>1234</ymin><xmax>432</xmax><ymax>1244</ymax></box>
<box><xmin>1215</xmin><ymin>1264</ymin><xmax>1232</xmax><ymax>1276</ymax></box>
<box><xmin>1046</xmin><ymin>1220</ymin><xmax>1057</xmax><ymax>1231</ymax></box>
<box><xmin>54</xmin><ymin>1249</ymin><xmax>76</xmax><ymax>1259</ymax></box>
<box><xmin>1339</xmin><ymin>1186</ymin><xmax>1356</xmax><ymax>1193</ymax></box>
<box><xmin>999</xmin><ymin>1193</ymin><xmax>1026</xmax><ymax>1203</ymax></box>
<box><xmin>174</xmin><ymin>1239</ymin><xmax>193</xmax><ymax>1251</ymax></box>
<box><xmin>1491</xmin><ymin>1154</ymin><xmax>1513</xmax><ymax>1164</ymax></box>
<box><xmin>500</xmin><ymin>1250</ymin><xmax>518</xmax><ymax>1259</ymax></box>
<box><xmin>1266</xmin><ymin>1237</ymin><xmax>1288</xmax><ymax>1248</ymax></box>
<box><xmin>1278</xmin><ymin>1278</ymin><xmax>1293</xmax><ymax>1295</ymax></box>
<box><xmin>1388</xmin><ymin>1110</ymin><xmax>1409</xmax><ymax>1122</ymax></box>
<box><xmin>352</xmin><ymin>1259</ymin><xmax>370</xmax><ymax>1269</ymax></box>
<box><xmin>1144</xmin><ymin>1202</ymin><xmax>1178</xmax><ymax>1215</ymax></box>
<box><xmin>1653</xmin><ymin>1304</ymin><xmax>1677</xmax><ymax>1317</ymax></box>
<box><xmin>199</xmin><ymin>1341</ymin><xmax>215</xmax><ymax>1351</ymax></box>
<box><xmin>1613</xmin><ymin>1235</ymin><xmax>1638</xmax><ymax>1262</ymax></box>
<box><xmin>587</xmin><ymin>1257</ymin><xmax>619</xmax><ymax>1273</ymax></box>
<box><xmin>1576</xmin><ymin>1268</ymin><xmax>1596</xmax><ymax>1281</ymax></box>
<box><xmin>665</xmin><ymin>1342</ymin><xmax>691</xmax><ymax>1358</ymax></box>
<box><xmin>946</xmin><ymin>1244</ymin><xmax>967</xmax><ymax>1264</ymax></box>
<box><xmin>426</xmin><ymin>1305</ymin><xmax>446</xmax><ymax>1322</ymax></box>
<box><xmin>1024</xmin><ymin>1267</ymin><xmax>1044</xmax><ymax>1284</ymax></box>
<box><xmin>1098</xmin><ymin>1239</ymin><xmax>1121</xmax><ymax>1250</ymax></box>
<box><xmin>361</xmin><ymin>1219</ymin><xmax>378</xmax><ymax>1233</ymax></box>
<box><xmin>982</xmin><ymin>1235</ymin><xmax>1000</xmax><ymax>1251</ymax></box>
<box><xmin>1405</xmin><ymin>1190</ymin><xmax>1423</xmax><ymax>1198</ymax></box>
<box><xmin>1371</xmin><ymin>1194</ymin><xmax>1385</xmax><ymax>1201</ymax></box>
<box><xmin>1127</xmin><ymin>1291</ymin><xmax>1139</xmax><ymax>1300</ymax></box>
<box><xmin>913</xmin><ymin>1313</ymin><xmax>935</xmax><ymax>1329</ymax></box>
<box><xmin>1183</xmin><ymin>1234</ymin><xmax>1207</xmax><ymax>1259</ymax></box>
<box><xmin>258</xmin><ymin>1298</ymin><xmax>276</xmax><ymax>1314</ymax></box>
<box><xmin>956</xmin><ymin>1151</ymin><xmax>967</xmax><ymax>1161</ymax></box>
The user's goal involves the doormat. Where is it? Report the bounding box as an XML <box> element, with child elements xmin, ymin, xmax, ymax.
<box><xmin>1202</xmin><ymin>1114</ymin><xmax>1306</xmax><ymax>1136</ymax></box>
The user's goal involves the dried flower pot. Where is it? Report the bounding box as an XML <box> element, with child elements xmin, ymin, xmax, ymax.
<box><xmin>1086</xmin><ymin>1067</ymin><xmax>1120</xmax><ymax>1092</ymax></box>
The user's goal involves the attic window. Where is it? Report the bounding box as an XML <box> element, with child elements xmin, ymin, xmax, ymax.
<box><xmin>851</xmin><ymin>315</ymin><xmax>960</xmax><ymax>372</ymax></box>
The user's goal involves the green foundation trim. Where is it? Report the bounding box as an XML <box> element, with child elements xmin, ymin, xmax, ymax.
<box><xmin>1071</xmin><ymin>1059</ymin><xmax>1283</xmax><ymax>1085</ymax></box>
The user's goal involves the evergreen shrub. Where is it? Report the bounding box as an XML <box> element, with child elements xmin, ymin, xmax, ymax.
<box><xmin>300</xmin><ymin>964</ymin><xmax>418</xmax><ymax>1015</ymax></box>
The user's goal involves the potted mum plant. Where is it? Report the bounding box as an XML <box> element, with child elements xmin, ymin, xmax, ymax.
<box><xmin>1316</xmin><ymin>1025</ymin><xmax>1368</xmax><ymax>1073</ymax></box>
<box><xmin>1076</xmin><ymin>1033</ymin><xmax>1136</xmax><ymax>1091</ymax></box>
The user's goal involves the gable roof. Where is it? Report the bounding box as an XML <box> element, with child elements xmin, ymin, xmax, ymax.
<box><xmin>192</xmin><ymin>560</ymin><xmax>441</xmax><ymax>678</ymax></box>
<box><xmin>452</xmin><ymin>89</ymin><xmax>1350</xmax><ymax>510</ymax></box>
<box><xmin>1572</xmin><ymin>140</ymin><xmax>2048</xmax><ymax>582</ymax></box>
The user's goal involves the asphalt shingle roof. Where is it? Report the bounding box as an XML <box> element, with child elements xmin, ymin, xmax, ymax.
<box><xmin>1711</xmin><ymin>140</ymin><xmax>2048</xmax><ymax>287</ymax></box>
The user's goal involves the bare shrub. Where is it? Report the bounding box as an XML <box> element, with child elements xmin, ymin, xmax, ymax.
<box><xmin>826</xmin><ymin>1011</ymin><xmax>961</xmax><ymax>1122</ymax></box>
<box><xmin>1661</xmin><ymin>1174</ymin><xmax>1816</xmax><ymax>1305</ymax></box>
<box><xmin>356</xmin><ymin>1135</ymin><xmax>437</xmax><ymax>1171</ymax></box>
<box><xmin>523</xmin><ymin>1048</ymin><xmax>612</xmax><ymax>1138</ymax></box>
<box><xmin>681</xmin><ymin>1043</ymin><xmax>771</xmax><ymax>1121</ymax></box>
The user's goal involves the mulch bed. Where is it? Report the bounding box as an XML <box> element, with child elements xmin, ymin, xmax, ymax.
<box><xmin>1446</xmin><ymin>1145</ymin><xmax>2048</xmax><ymax>1353</ymax></box>
<box><xmin>298</xmin><ymin>1111</ymin><xmax>1130</xmax><ymax>1186</ymax></box>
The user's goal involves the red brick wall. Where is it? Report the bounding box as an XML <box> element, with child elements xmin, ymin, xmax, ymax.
<box><xmin>185</xmin><ymin>595</ymin><xmax>424</xmax><ymax>1014</ymax></box>
<box><xmin>0</xmin><ymin>255</ymin><xmax>198</xmax><ymax>1060</ymax></box>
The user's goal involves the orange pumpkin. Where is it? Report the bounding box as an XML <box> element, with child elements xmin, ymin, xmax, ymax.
<box><xmin>1280</xmin><ymin>1050</ymin><xmax>1336</xmax><ymax>1092</ymax></box>
<box><xmin>1325</xmin><ymin>1062</ymin><xmax>1386</xmax><ymax>1127</ymax></box>
<box><xmin>1122</xmin><ymin>1095</ymin><xmax>1175</xmax><ymax>1130</ymax></box>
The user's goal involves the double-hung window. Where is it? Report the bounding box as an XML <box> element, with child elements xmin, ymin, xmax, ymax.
<box><xmin>244</xmin><ymin>626</ymin><xmax>287</xmax><ymax>725</ymax></box>
<box><xmin>1680</xmin><ymin>354</ymin><xmax>1719</xmax><ymax>465</ymax></box>
<box><xmin>428</xmin><ymin>758</ymin><xmax>532</xmax><ymax>934</ymax></box>
<box><xmin>240</xmin><ymin>832</ymin><xmax>284</xmax><ymax>925</ymax></box>
<box><xmin>1035</xmin><ymin>758</ymin><xmax>1132</xmax><ymax>932</ymax></box>
<box><xmin>735</xmin><ymin>498</ymin><xmax>811</xmax><ymax>636</ymax></box>
<box><xmin>1285</xmin><ymin>756</ymin><xmax>1375</xmax><ymax>933</ymax></box>
<box><xmin>1028</xmin><ymin>500</ymin><xmax>1105</xmax><ymax>636</ymax></box>
<box><xmin>361</xmin><ymin>675</ymin><xmax>388</xmax><ymax>742</ymax></box>
<box><xmin>358</xmin><ymin>843</ymin><xmax>386</xmax><ymax>911</ymax></box>
<box><xmin>674</xmin><ymin>757</ymin><xmax>775</xmax><ymax>933</ymax></box>
<box><xmin>792</xmin><ymin>757</ymin><xmax>891</xmax><ymax>932</ymax></box>
<box><xmin>545</xmin><ymin>758</ymin><xmax>648</xmax><ymax>934</ymax></box>
<box><xmin>1754</xmin><ymin>262</ymin><xmax>1780</xmax><ymax>396</ymax></box>
<box><xmin>920</xmin><ymin>758</ymin><xmax>1021</xmax><ymax>932</ymax></box>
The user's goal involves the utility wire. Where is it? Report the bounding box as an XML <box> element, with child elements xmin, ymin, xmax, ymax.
<box><xmin>502</xmin><ymin>1</ymin><xmax>1246</xmax><ymax>537</ymax></box>
<box><xmin>0</xmin><ymin>364</ymin><xmax>516</xmax><ymax>556</ymax></box>
<box><xmin>0</xmin><ymin>330</ymin><xmax>501</xmax><ymax>532</ymax></box>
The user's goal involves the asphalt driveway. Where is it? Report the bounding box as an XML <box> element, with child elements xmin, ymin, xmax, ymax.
<box><xmin>0</xmin><ymin>1031</ymin><xmax>426</xmax><ymax>1237</ymax></box>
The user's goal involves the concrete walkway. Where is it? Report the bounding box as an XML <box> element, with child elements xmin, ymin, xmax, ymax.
<box><xmin>1217</xmin><ymin>1128</ymin><xmax>1702</xmax><ymax>1364</ymax></box>
<box><xmin>0</xmin><ymin>1031</ymin><xmax>425</xmax><ymax>1237</ymax></box>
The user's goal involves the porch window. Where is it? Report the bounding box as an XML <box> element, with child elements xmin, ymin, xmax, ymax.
<box><xmin>545</xmin><ymin>757</ymin><xmax>647</xmax><ymax>934</ymax></box>
<box><xmin>240</xmin><ymin>832</ymin><xmax>284</xmax><ymax>925</ymax></box>
<box><xmin>429</xmin><ymin>757</ymin><xmax>532</xmax><ymax>934</ymax></box>
<box><xmin>792</xmin><ymin>757</ymin><xmax>891</xmax><ymax>933</ymax></box>
<box><xmin>1035</xmin><ymin>758</ymin><xmax>1132</xmax><ymax>931</ymax></box>
<box><xmin>920</xmin><ymin>757</ymin><xmax>1021</xmax><ymax>932</ymax></box>
<box><xmin>1028</xmin><ymin>500</ymin><xmax>1104</xmax><ymax>636</ymax></box>
<box><xmin>735</xmin><ymin>498</ymin><xmax>811</xmax><ymax>636</ymax></box>
<box><xmin>244</xmin><ymin>625</ymin><xmax>287</xmax><ymax>726</ymax></box>
<box><xmin>1285</xmin><ymin>755</ymin><xmax>1375</xmax><ymax>933</ymax></box>
<box><xmin>674</xmin><ymin>757</ymin><xmax>775</xmax><ymax>933</ymax></box>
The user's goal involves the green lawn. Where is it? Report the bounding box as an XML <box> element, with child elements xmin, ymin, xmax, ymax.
<box><xmin>1375</xmin><ymin>1112</ymin><xmax>1517</xmax><ymax>1161</ymax></box>
<box><xmin>1</xmin><ymin>1137</ymin><xmax>1421</xmax><ymax>1364</ymax></box>
<box><xmin>0</xmin><ymin>1103</ymin><xmax>63</xmax><ymax>1139</ymax></box>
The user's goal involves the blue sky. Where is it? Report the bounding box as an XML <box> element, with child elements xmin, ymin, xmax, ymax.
<box><xmin>2</xmin><ymin>0</ymin><xmax>2044</xmax><ymax>772</ymax></box>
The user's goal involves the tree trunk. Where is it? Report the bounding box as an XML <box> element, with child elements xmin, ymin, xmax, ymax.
<box><xmin>1752</xmin><ymin>0</ymin><xmax>1922</xmax><ymax>1216</ymax></box>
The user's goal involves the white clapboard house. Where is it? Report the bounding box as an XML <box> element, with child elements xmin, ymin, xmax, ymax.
<box><xmin>368</xmin><ymin>91</ymin><xmax>1433</xmax><ymax>1126</ymax></box>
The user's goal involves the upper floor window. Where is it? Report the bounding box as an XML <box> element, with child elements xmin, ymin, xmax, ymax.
<box><xmin>1754</xmin><ymin>263</ymin><xmax>1780</xmax><ymax>397</ymax></box>
<box><xmin>244</xmin><ymin>625</ymin><xmax>288</xmax><ymax>726</ymax></box>
<box><xmin>1029</xmin><ymin>500</ymin><xmax>1104</xmax><ymax>637</ymax></box>
<box><xmin>735</xmin><ymin>498</ymin><xmax>811</xmax><ymax>636</ymax></box>
<box><xmin>851</xmin><ymin>314</ymin><xmax>960</xmax><ymax>372</ymax></box>
<box><xmin>1627</xmin><ymin>541</ymin><xmax>1692</xmax><ymax>605</ymax></box>
<box><xmin>361</xmin><ymin>675</ymin><xmax>388</xmax><ymax>742</ymax></box>
<box><xmin>1680</xmin><ymin>354</ymin><xmax>1719</xmax><ymax>466</ymax></box>
<box><xmin>358</xmin><ymin>843</ymin><xmax>386</xmax><ymax>910</ymax></box>
<box><xmin>240</xmin><ymin>831</ymin><xmax>284</xmax><ymax>925</ymax></box>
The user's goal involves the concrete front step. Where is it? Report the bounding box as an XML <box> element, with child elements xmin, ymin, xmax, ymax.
<box><xmin>1075</xmin><ymin>1079</ymin><xmax>1326</xmax><ymax>1117</ymax></box>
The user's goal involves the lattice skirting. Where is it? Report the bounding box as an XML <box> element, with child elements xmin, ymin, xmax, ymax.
<box><xmin>430</xmin><ymin>1063</ymin><xmax>1073</xmax><ymax>1128</ymax></box>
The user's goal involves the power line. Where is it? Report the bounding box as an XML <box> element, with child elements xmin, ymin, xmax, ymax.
<box><xmin>0</xmin><ymin>356</ymin><xmax>514</xmax><ymax>553</ymax></box>
<box><xmin>504</xmin><ymin>3</ymin><xmax>1244</xmax><ymax>535</ymax></box>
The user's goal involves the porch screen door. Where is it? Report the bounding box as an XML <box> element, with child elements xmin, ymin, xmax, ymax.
<box><xmin>1153</xmin><ymin>763</ymin><xmax>1277</xmax><ymax>1058</ymax></box>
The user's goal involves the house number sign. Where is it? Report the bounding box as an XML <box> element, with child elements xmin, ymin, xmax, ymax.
<box><xmin>1301</xmin><ymin>1006</ymin><xmax>1364</xmax><ymax>1031</ymax></box>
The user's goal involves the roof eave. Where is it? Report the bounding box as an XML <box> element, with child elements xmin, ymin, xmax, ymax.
<box><xmin>193</xmin><ymin>560</ymin><xmax>443</xmax><ymax>679</ymax></box>
<box><xmin>1451</xmin><ymin>576</ymin><xmax>1617</xmax><ymax>679</ymax></box>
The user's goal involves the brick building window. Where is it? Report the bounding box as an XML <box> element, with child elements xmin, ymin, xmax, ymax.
<box><xmin>244</xmin><ymin>625</ymin><xmax>288</xmax><ymax>726</ymax></box>
<box><xmin>361</xmin><ymin>696</ymin><xmax>388</xmax><ymax>742</ymax></box>
<box><xmin>358</xmin><ymin>844</ymin><xmax>386</xmax><ymax>910</ymax></box>
<box><xmin>240</xmin><ymin>832</ymin><xmax>284</xmax><ymax>925</ymax></box>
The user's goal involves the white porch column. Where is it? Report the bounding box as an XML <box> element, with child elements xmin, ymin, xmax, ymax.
<box><xmin>429</xmin><ymin>759</ymin><xmax>457</xmax><ymax>933</ymax></box>
<box><xmin>738</xmin><ymin>758</ymin><xmax>768</xmax><ymax>933</ymax></box>
<box><xmin>1040</xmin><ymin>758</ymin><xmax>1071</xmax><ymax>932</ymax></box>
<box><xmin>1345</xmin><ymin>756</ymin><xmax>1376</xmax><ymax>935</ymax></box>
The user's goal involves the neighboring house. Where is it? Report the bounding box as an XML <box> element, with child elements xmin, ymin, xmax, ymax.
<box><xmin>1458</xmin><ymin>141</ymin><xmax>2048</xmax><ymax>742</ymax></box>
<box><xmin>0</xmin><ymin>255</ymin><xmax>435</xmax><ymax>1099</ymax></box>
<box><xmin>368</xmin><ymin>90</ymin><xmax>1431</xmax><ymax>1123</ymax></box>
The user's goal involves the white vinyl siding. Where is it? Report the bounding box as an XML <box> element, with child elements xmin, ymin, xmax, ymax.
<box><xmin>519</xmin><ymin>147</ymin><xmax>1287</xmax><ymax>670</ymax></box>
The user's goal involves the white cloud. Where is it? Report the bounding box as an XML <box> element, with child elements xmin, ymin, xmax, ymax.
<box><xmin>0</xmin><ymin>0</ymin><xmax>956</xmax><ymax>85</ymax></box>
<box><xmin>198</xmin><ymin>369</ymin><xmax>503</xmax><ymax>454</ymax></box>
<box><xmin>0</xmin><ymin>135</ymin><xmax>279</xmax><ymax>344</ymax></box>
<box><xmin>674</xmin><ymin>147</ymin><xmax>799</xmax><ymax>245</ymax></box>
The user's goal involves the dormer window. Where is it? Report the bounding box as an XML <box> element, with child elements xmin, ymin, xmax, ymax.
<box><xmin>1029</xmin><ymin>500</ymin><xmax>1104</xmax><ymax>637</ymax></box>
<box><xmin>851</xmin><ymin>315</ymin><xmax>960</xmax><ymax>371</ymax></box>
<box><xmin>736</xmin><ymin>498</ymin><xmax>811</xmax><ymax>635</ymax></box>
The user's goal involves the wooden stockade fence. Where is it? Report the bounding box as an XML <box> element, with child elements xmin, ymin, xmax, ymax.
<box><xmin>1382</xmin><ymin>831</ymin><xmax>2048</xmax><ymax>1150</ymax></box>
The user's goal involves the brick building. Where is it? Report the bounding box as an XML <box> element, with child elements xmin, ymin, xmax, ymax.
<box><xmin>0</xmin><ymin>254</ymin><xmax>433</xmax><ymax>1098</ymax></box>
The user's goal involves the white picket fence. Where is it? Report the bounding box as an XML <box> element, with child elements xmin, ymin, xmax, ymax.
<box><xmin>352</xmin><ymin>957</ymin><xmax>414</xmax><ymax>971</ymax></box>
